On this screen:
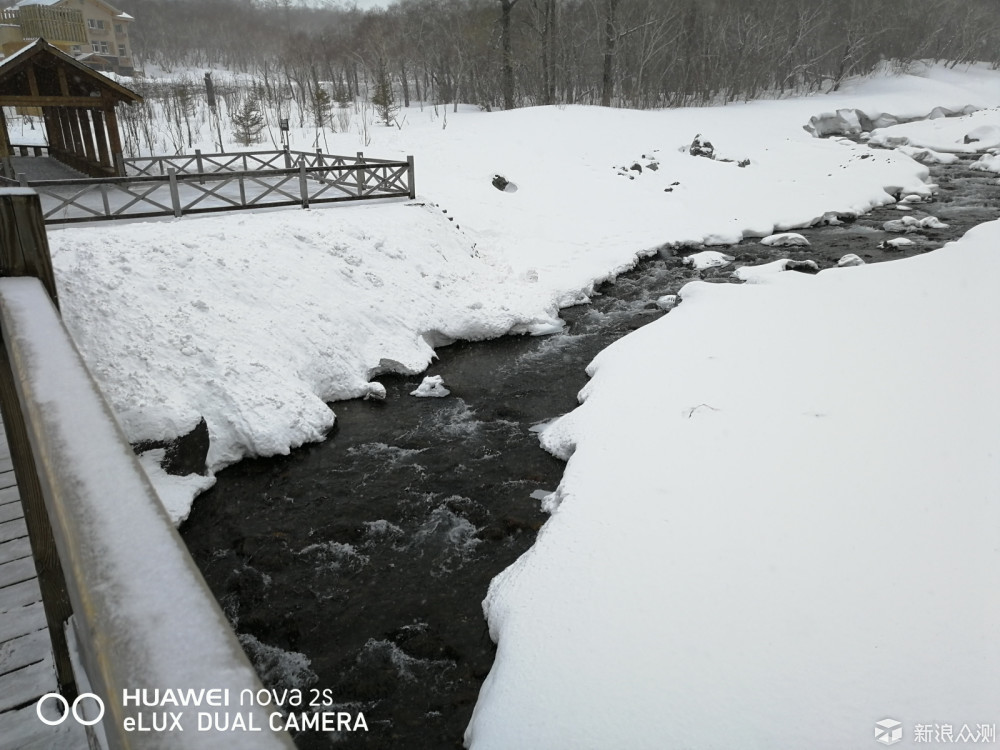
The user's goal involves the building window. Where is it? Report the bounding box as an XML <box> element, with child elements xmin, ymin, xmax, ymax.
<box><xmin>71</xmin><ymin>45</ymin><xmax>81</xmax><ymax>53</ymax></box>
<box><xmin>91</xmin><ymin>41</ymin><xmax>100</xmax><ymax>52</ymax></box>
<box><xmin>88</xmin><ymin>18</ymin><xmax>105</xmax><ymax>30</ymax></box>
<box><xmin>114</xmin><ymin>23</ymin><xmax>123</xmax><ymax>34</ymax></box>
<box><xmin>118</xmin><ymin>44</ymin><xmax>126</xmax><ymax>57</ymax></box>
<box><xmin>99</xmin><ymin>41</ymin><xmax>109</xmax><ymax>54</ymax></box>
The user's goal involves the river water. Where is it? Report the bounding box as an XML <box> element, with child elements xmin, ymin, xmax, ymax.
<box><xmin>180</xmin><ymin>153</ymin><xmax>999</xmax><ymax>749</ymax></box>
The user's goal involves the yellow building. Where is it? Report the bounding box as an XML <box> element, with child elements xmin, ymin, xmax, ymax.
<box><xmin>1</xmin><ymin>0</ymin><xmax>135</xmax><ymax>76</ymax></box>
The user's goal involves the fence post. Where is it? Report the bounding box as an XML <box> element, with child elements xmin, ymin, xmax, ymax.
<box><xmin>99</xmin><ymin>183</ymin><xmax>111</xmax><ymax>218</ymax></box>
<box><xmin>283</xmin><ymin>146</ymin><xmax>291</xmax><ymax>169</ymax></box>
<box><xmin>0</xmin><ymin>188</ymin><xmax>77</xmax><ymax>699</ymax></box>
<box><xmin>195</xmin><ymin>148</ymin><xmax>205</xmax><ymax>185</ymax></box>
<box><xmin>17</xmin><ymin>173</ymin><xmax>28</xmax><ymax>188</ymax></box>
<box><xmin>407</xmin><ymin>155</ymin><xmax>416</xmax><ymax>199</ymax></box>
<box><xmin>115</xmin><ymin>152</ymin><xmax>126</xmax><ymax>177</ymax></box>
<box><xmin>168</xmin><ymin>168</ymin><xmax>182</xmax><ymax>218</ymax></box>
<box><xmin>299</xmin><ymin>161</ymin><xmax>309</xmax><ymax>209</ymax></box>
<box><xmin>1</xmin><ymin>157</ymin><xmax>11</xmax><ymax>179</ymax></box>
<box><xmin>316</xmin><ymin>148</ymin><xmax>326</xmax><ymax>182</ymax></box>
<box><xmin>356</xmin><ymin>151</ymin><xmax>365</xmax><ymax>197</ymax></box>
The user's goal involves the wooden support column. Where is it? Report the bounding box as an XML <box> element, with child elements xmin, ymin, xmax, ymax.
<box><xmin>60</xmin><ymin>108</ymin><xmax>80</xmax><ymax>159</ymax></box>
<box><xmin>0</xmin><ymin>189</ymin><xmax>77</xmax><ymax>699</ymax></box>
<box><xmin>104</xmin><ymin>105</ymin><xmax>124</xmax><ymax>176</ymax></box>
<box><xmin>0</xmin><ymin>108</ymin><xmax>10</xmax><ymax>180</ymax></box>
<box><xmin>90</xmin><ymin>109</ymin><xmax>110</xmax><ymax>170</ymax></box>
<box><xmin>0</xmin><ymin>106</ymin><xmax>11</xmax><ymax>160</ymax></box>
<box><xmin>75</xmin><ymin>109</ymin><xmax>97</xmax><ymax>168</ymax></box>
<box><xmin>43</xmin><ymin>109</ymin><xmax>65</xmax><ymax>154</ymax></box>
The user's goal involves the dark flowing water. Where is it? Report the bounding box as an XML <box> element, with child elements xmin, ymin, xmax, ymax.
<box><xmin>180</xmin><ymin>154</ymin><xmax>999</xmax><ymax>749</ymax></box>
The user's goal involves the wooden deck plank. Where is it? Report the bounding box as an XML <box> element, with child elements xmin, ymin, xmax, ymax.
<box><xmin>0</xmin><ymin>628</ymin><xmax>49</xmax><ymax>677</ymax></box>
<box><xmin>0</xmin><ymin>501</ymin><xmax>23</xmax><ymax>525</ymax></box>
<box><xmin>0</xmin><ymin>556</ymin><xmax>37</xmax><ymax>589</ymax></box>
<box><xmin>0</xmin><ymin>470</ymin><xmax>15</xmax><ymax>492</ymax></box>
<box><xmin>0</xmin><ymin>536</ymin><xmax>31</xmax><ymax>565</ymax></box>
<box><xmin>0</xmin><ymin>700</ymin><xmax>89</xmax><ymax>750</ymax></box>
<box><xmin>0</xmin><ymin>517</ymin><xmax>27</xmax><ymax>544</ymax></box>
<box><xmin>0</xmin><ymin>657</ymin><xmax>55</xmax><ymax>713</ymax></box>
<box><xmin>0</xmin><ymin>601</ymin><xmax>46</xmax><ymax>644</ymax></box>
<box><xmin>0</xmin><ymin>579</ymin><xmax>43</xmax><ymax>612</ymax></box>
<box><xmin>0</xmin><ymin>457</ymin><xmax>12</xmax><ymax>475</ymax></box>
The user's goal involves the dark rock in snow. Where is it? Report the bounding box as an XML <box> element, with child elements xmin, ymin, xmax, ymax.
<box><xmin>689</xmin><ymin>134</ymin><xmax>715</xmax><ymax>158</ymax></box>
<box><xmin>785</xmin><ymin>259</ymin><xmax>820</xmax><ymax>274</ymax></box>
<box><xmin>492</xmin><ymin>174</ymin><xmax>509</xmax><ymax>191</ymax></box>
<box><xmin>133</xmin><ymin>417</ymin><xmax>210</xmax><ymax>476</ymax></box>
<box><xmin>630</xmin><ymin>162</ymin><xmax>642</xmax><ymax>173</ymax></box>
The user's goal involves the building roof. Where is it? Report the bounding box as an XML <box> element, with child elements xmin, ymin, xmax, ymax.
<box><xmin>0</xmin><ymin>37</ymin><xmax>140</xmax><ymax>103</ymax></box>
<box><xmin>14</xmin><ymin>0</ymin><xmax>128</xmax><ymax>15</ymax></box>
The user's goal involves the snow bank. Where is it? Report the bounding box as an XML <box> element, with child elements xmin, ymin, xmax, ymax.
<box><xmin>50</xmin><ymin>203</ymin><xmax>559</xmax><ymax>473</ymax></box>
<box><xmin>467</xmin><ymin>220</ymin><xmax>1000</xmax><ymax>750</ymax></box>
<box><xmin>869</xmin><ymin>106</ymin><xmax>1000</xmax><ymax>152</ymax></box>
<box><xmin>46</xmin><ymin>62</ymin><xmax>1000</xmax><ymax>524</ymax></box>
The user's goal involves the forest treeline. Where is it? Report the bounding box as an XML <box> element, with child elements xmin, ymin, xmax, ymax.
<box><xmin>110</xmin><ymin>0</ymin><xmax>1000</xmax><ymax>111</ymax></box>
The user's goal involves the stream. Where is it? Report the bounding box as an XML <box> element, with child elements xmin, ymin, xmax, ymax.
<box><xmin>180</xmin><ymin>152</ymin><xmax>1000</xmax><ymax>749</ymax></box>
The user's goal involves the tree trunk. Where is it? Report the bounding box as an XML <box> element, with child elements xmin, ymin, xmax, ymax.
<box><xmin>601</xmin><ymin>0</ymin><xmax>619</xmax><ymax>107</ymax></box>
<box><xmin>501</xmin><ymin>0</ymin><xmax>519</xmax><ymax>109</ymax></box>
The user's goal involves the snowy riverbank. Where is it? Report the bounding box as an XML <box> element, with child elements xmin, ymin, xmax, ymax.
<box><xmin>48</xmin><ymin>62</ymin><xmax>1000</xmax><ymax>525</ymax></box>
<box><xmin>467</xmin><ymin>215</ymin><xmax>1000</xmax><ymax>749</ymax></box>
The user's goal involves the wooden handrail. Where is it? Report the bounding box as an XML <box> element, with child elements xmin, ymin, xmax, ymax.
<box><xmin>0</xmin><ymin>189</ymin><xmax>295</xmax><ymax>749</ymax></box>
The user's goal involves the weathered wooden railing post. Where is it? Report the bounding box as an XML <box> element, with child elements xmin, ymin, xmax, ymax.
<box><xmin>299</xmin><ymin>161</ymin><xmax>309</xmax><ymax>209</ymax></box>
<box><xmin>0</xmin><ymin>188</ymin><xmax>77</xmax><ymax>698</ymax></box>
<box><xmin>407</xmin><ymin>155</ymin><xmax>416</xmax><ymax>199</ymax></box>
<box><xmin>356</xmin><ymin>151</ymin><xmax>365</xmax><ymax>197</ymax></box>
<box><xmin>195</xmin><ymin>148</ymin><xmax>205</xmax><ymax>185</ymax></box>
<box><xmin>168</xmin><ymin>167</ymin><xmax>182</xmax><ymax>218</ymax></box>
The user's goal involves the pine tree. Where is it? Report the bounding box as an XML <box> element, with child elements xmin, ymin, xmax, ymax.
<box><xmin>310</xmin><ymin>77</ymin><xmax>332</xmax><ymax>132</ymax></box>
<box><xmin>371</xmin><ymin>65</ymin><xmax>399</xmax><ymax>127</ymax></box>
<box><xmin>230</xmin><ymin>96</ymin><xmax>265</xmax><ymax>146</ymax></box>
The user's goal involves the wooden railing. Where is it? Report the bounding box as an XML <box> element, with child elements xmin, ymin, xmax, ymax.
<box><xmin>121</xmin><ymin>148</ymin><xmax>402</xmax><ymax>178</ymax></box>
<box><xmin>10</xmin><ymin>148</ymin><xmax>416</xmax><ymax>224</ymax></box>
<box><xmin>0</xmin><ymin>188</ymin><xmax>296</xmax><ymax>749</ymax></box>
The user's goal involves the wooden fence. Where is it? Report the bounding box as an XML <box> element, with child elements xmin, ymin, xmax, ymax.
<box><xmin>0</xmin><ymin>188</ymin><xmax>296</xmax><ymax>749</ymax></box>
<box><xmin>2</xmin><ymin>148</ymin><xmax>416</xmax><ymax>224</ymax></box>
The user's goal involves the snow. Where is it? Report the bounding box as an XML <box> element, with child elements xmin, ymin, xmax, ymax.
<box><xmin>410</xmin><ymin>375</ymin><xmax>451</xmax><ymax>398</ymax></box>
<box><xmin>682</xmin><ymin>250</ymin><xmax>734</xmax><ymax>270</ymax></box>
<box><xmin>869</xmin><ymin>106</ymin><xmax>1000</xmax><ymax>152</ymax></box>
<box><xmin>44</xmin><ymin>61</ymin><xmax>1000</xmax><ymax>520</ymax></box>
<box><xmin>467</xmin><ymin>220</ymin><xmax>1000</xmax><ymax>750</ymax></box>
<box><xmin>760</xmin><ymin>232</ymin><xmax>809</xmax><ymax>247</ymax></box>
<box><xmin>837</xmin><ymin>253</ymin><xmax>865</xmax><ymax>267</ymax></box>
<box><xmin>30</xmin><ymin>60</ymin><xmax>1000</xmax><ymax>746</ymax></box>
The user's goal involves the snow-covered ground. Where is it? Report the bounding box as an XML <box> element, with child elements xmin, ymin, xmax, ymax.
<box><xmin>37</xmin><ymin>61</ymin><xmax>1000</xmax><ymax>744</ymax></box>
<box><xmin>467</xmin><ymin>217</ymin><xmax>1000</xmax><ymax>749</ymax></box>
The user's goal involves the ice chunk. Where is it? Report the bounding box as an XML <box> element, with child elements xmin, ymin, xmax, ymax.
<box><xmin>410</xmin><ymin>375</ymin><xmax>451</xmax><ymax>398</ymax></box>
<box><xmin>682</xmin><ymin>250</ymin><xmax>734</xmax><ymax>270</ymax></box>
<box><xmin>837</xmin><ymin>254</ymin><xmax>866</xmax><ymax>267</ymax></box>
<box><xmin>760</xmin><ymin>232</ymin><xmax>809</xmax><ymax>247</ymax></box>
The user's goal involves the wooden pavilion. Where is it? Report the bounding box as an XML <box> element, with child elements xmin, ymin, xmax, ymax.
<box><xmin>0</xmin><ymin>38</ymin><xmax>141</xmax><ymax>177</ymax></box>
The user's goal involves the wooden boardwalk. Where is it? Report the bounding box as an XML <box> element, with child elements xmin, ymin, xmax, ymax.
<box><xmin>0</xmin><ymin>425</ymin><xmax>86</xmax><ymax>750</ymax></box>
